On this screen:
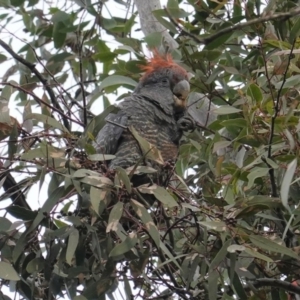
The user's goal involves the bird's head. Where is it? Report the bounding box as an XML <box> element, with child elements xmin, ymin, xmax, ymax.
<box><xmin>135</xmin><ymin>51</ymin><xmax>190</xmax><ymax>112</ymax></box>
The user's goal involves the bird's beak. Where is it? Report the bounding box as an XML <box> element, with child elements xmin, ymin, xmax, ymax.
<box><xmin>173</xmin><ymin>80</ymin><xmax>190</xmax><ymax>111</ymax></box>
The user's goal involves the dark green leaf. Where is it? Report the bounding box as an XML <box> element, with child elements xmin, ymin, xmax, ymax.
<box><xmin>205</xmin><ymin>32</ymin><xmax>233</xmax><ymax>50</ymax></box>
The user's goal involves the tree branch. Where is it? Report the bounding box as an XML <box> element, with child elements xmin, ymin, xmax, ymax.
<box><xmin>164</xmin><ymin>7</ymin><xmax>300</xmax><ymax>46</ymax></box>
<box><xmin>248</xmin><ymin>278</ymin><xmax>300</xmax><ymax>295</ymax></box>
<box><xmin>134</xmin><ymin>0</ymin><xmax>178</xmax><ymax>51</ymax></box>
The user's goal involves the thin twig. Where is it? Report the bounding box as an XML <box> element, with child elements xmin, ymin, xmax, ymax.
<box><xmin>78</xmin><ymin>31</ymin><xmax>88</xmax><ymax>126</ymax></box>
<box><xmin>161</xmin><ymin>213</ymin><xmax>192</xmax><ymax>242</ymax></box>
<box><xmin>164</xmin><ymin>6</ymin><xmax>300</xmax><ymax>45</ymax></box>
<box><xmin>267</xmin><ymin>40</ymin><xmax>295</xmax><ymax>197</ymax></box>
<box><xmin>0</xmin><ymin>82</ymin><xmax>84</xmax><ymax>127</ymax></box>
<box><xmin>194</xmin><ymin>120</ymin><xmax>232</xmax><ymax>142</ymax></box>
<box><xmin>106</xmin><ymin>119</ymin><xmax>128</xmax><ymax>129</ymax></box>
<box><xmin>0</xmin><ymin>40</ymin><xmax>71</xmax><ymax>131</ymax></box>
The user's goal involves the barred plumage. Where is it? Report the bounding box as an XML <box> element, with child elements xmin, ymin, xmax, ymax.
<box><xmin>94</xmin><ymin>52</ymin><xmax>190</xmax><ymax>169</ymax></box>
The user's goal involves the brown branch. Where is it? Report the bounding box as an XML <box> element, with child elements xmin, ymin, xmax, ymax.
<box><xmin>164</xmin><ymin>7</ymin><xmax>300</xmax><ymax>45</ymax></box>
<box><xmin>248</xmin><ymin>278</ymin><xmax>300</xmax><ymax>295</ymax></box>
<box><xmin>0</xmin><ymin>40</ymin><xmax>71</xmax><ymax>130</ymax></box>
<box><xmin>161</xmin><ymin>213</ymin><xmax>192</xmax><ymax>242</ymax></box>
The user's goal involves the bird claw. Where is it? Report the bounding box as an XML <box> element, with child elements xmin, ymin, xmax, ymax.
<box><xmin>177</xmin><ymin>115</ymin><xmax>196</xmax><ymax>131</ymax></box>
<box><xmin>163</xmin><ymin>159</ymin><xmax>175</xmax><ymax>170</ymax></box>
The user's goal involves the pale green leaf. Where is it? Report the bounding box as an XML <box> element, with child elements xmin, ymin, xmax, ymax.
<box><xmin>281</xmin><ymin>159</ymin><xmax>297</xmax><ymax>213</ymax></box>
<box><xmin>213</xmin><ymin>106</ymin><xmax>241</xmax><ymax>115</ymax></box>
<box><xmin>106</xmin><ymin>202</ymin><xmax>123</xmax><ymax>233</ymax></box>
<box><xmin>66</xmin><ymin>228</ymin><xmax>79</xmax><ymax>265</ymax></box>
<box><xmin>99</xmin><ymin>75</ymin><xmax>137</xmax><ymax>90</ymax></box>
<box><xmin>0</xmin><ymin>262</ymin><xmax>20</xmax><ymax>281</ymax></box>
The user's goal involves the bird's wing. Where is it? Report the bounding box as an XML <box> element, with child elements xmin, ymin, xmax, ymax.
<box><xmin>94</xmin><ymin>110</ymin><xmax>128</xmax><ymax>155</ymax></box>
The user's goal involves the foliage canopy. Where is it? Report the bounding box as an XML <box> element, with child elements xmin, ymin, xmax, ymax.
<box><xmin>1</xmin><ymin>0</ymin><xmax>300</xmax><ymax>299</ymax></box>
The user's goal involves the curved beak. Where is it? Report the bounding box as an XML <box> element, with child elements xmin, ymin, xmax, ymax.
<box><xmin>173</xmin><ymin>80</ymin><xmax>190</xmax><ymax>111</ymax></box>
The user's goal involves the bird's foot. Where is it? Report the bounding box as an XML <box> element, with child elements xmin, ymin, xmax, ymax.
<box><xmin>163</xmin><ymin>159</ymin><xmax>175</xmax><ymax>170</ymax></box>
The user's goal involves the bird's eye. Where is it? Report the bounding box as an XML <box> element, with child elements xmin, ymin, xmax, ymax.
<box><xmin>161</xmin><ymin>78</ymin><xmax>169</xmax><ymax>84</ymax></box>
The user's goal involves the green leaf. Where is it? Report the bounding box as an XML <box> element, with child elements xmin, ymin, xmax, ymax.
<box><xmin>243</xmin><ymin>247</ymin><xmax>273</xmax><ymax>263</ymax></box>
<box><xmin>109</xmin><ymin>232</ymin><xmax>137</xmax><ymax>257</ymax></box>
<box><xmin>88</xmin><ymin>154</ymin><xmax>116</xmax><ymax>161</ymax></box>
<box><xmin>99</xmin><ymin>75</ymin><xmax>137</xmax><ymax>90</ymax></box>
<box><xmin>247</xmin><ymin>167</ymin><xmax>269</xmax><ymax>189</ymax></box>
<box><xmin>210</xmin><ymin>239</ymin><xmax>232</xmax><ymax>270</ymax></box>
<box><xmin>51</xmin><ymin>10</ymin><xmax>70</xmax><ymax>23</ymax></box>
<box><xmin>0</xmin><ymin>262</ymin><xmax>20</xmax><ymax>280</ymax></box>
<box><xmin>250</xmin><ymin>235</ymin><xmax>299</xmax><ymax>260</ymax></box>
<box><xmin>247</xmin><ymin>83</ymin><xmax>263</xmax><ymax>103</ymax></box>
<box><xmin>106</xmin><ymin>202</ymin><xmax>123</xmax><ymax>233</ymax></box>
<box><xmin>221</xmin><ymin>65</ymin><xmax>239</xmax><ymax>74</ymax></box>
<box><xmin>235</xmin><ymin>196</ymin><xmax>282</xmax><ymax>218</ymax></box>
<box><xmin>6</xmin><ymin>206</ymin><xmax>37</xmax><ymax>221</ymax></box>
<box><xmin>26</xmin><ymin>257</ymin><xmax>45</xmax><ymax>273</ymax></box>
<box><xmin>198</xmin><ymin>221</ymin><xmax>227</xmax><ymax>232</ymax></box>
<box><xmin>290</xmin><ymin>17</ymin><xmax>300</xmax><ymax>43</ymax></box>
<box><xmin>138</xmin><ymin>185</ymin><xmax>178</xmax><ymax>207</ymax></box>
<box><xmin>153</xmin><ymin>7</ymin><xmax>190</xmax><ymax>19</ymax></box>
<box><xmin>275</xmin><ymin>75</ymin><xmax>300</xmax><ymax>89</ymax></box>
<box><xmin>280</xmin><ymin>158</ymin><xmax>297</xmax><ymax>213</ymax></box>
<box><xmin>73</xmin><ymin>170</ymin><xmax>113</xmax><ymax>188</ymax></box>
<box><xmin>221</xmin><ymin>119</ymin><xmax>247</xmax><ymax>128</ymax></box>
<box><xmin>49</xmin><ymin>52</ymin><xmax>75</xmax><ymax>63</ymax></box>
<box><xmin>144</xmin><ymin>32</ymin><xmax>163</xmax><ymax>48</ymax></box>
<box><xmin>28</xmin><ymin>113</ymin><xmax>69</xmax><ymax>132</ymax></box>
<box><xmin>238</xmin><ymin>135</ymin><xmax>262</xmax><ymax>147</ymax></box>
<box><xmin>93</xmin><ymin>52</ymin><xmax>117</xmax><ymax>63</ymax></box>
<box><xmin>53</xmin><ymin>22</ymin><xmax>66</xmax><ymax>48</ymax></box>
<box><xmin>10</xmin><ymin>0</ymin><xmax>25</xmax><ymax>6</ymax></box>
<box><xmin>190</xmin><ymin>50</ymin><xmax>222</xmax><ymax>61</ymax></box>
<box><xmin>0</xmin><ymin>53</ymin><xmax>7</xmax><ymax>63</ymax></box>
<box><xmin>213</xmin><ymin>141</ymin><xmax>232</xmax><ymax>153</ymax></box>
<box><xmin>0</xmin><ymin>217</ymin><xmax>12</xmax><ymax>232</ymax></box>
<box><xmin>167</xmin><ymin>0</ymin><xmax>179</xmax><ymax>9</ymax></box>
<box><xmin>227</xmin><ymin>244</ymin><xmax>245</xmax><ymax>253</ymax></box>
<box><xmin>115</xmin><ymin>167</ymin><xmax>132</xmax><ymax>193</ymax></box>
<box><xmin>66</xmin><ymin>228</ymin><xmax>79</xmax><ymax>265</ymax></box>
<box><xmin>205</xmin><ymin>32</ymin><xmax>233</xmax><ymax>50</ymax></box>
<box><xmin>131</xmin><ymin>199</ymin><xmax>160</xmax><ymax>247</ymax></box>
<box><xmin>152</xmin><ymin>10</ymin><xmax>178</xmax><ymax>34</ymax></box>
<box><xmin>90</xmin><ymin>186</ymin><xmax>110</xmax><ymax>216</ymax></box>
<box><xmin>213</xmin><ymin>106</ymin><xmax>241</xmax><ymax>115</ymax></box>
<box><xmin>1</xmin><ymin>85</ymin><xmax>13</xmax><ymax>102</ymax></box>
<box><xmin>21</xmin><ymin>145</ymin><xmax>65</xmax><ymax>161</ymax></box>
<box><xmin>208</xmin><ymin>269</ymin><xmax>218</xmax><ymax>300</ymax></box>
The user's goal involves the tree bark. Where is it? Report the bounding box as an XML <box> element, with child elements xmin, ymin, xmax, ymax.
<box><xmin>134</xmin><ymin>0</ymin><xmax>178</xmax><ymax>51</ymax></box>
